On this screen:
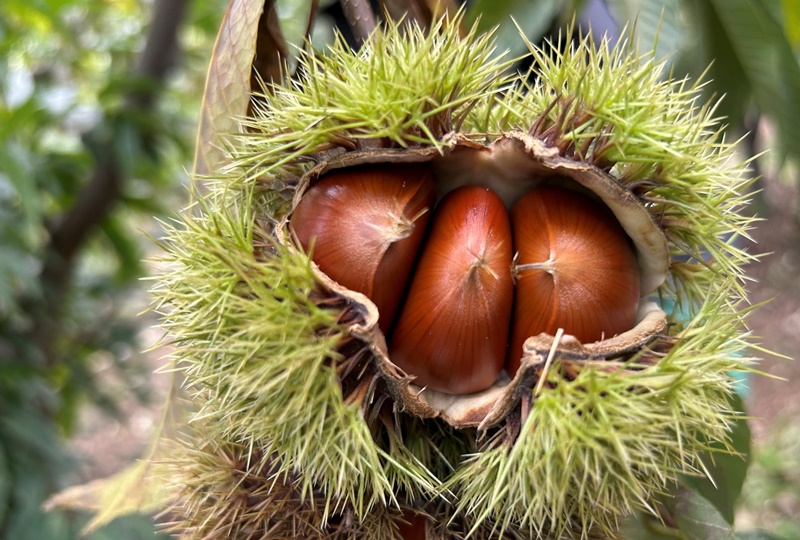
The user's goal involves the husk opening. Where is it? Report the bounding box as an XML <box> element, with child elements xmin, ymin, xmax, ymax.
<box><xmin>278</xmin><ymin>131</ymin><xmax>670</xmax><ymax>429</ymax></box>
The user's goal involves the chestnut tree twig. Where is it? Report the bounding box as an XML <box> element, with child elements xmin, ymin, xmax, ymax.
<box><xmin>340</xmin><ymin>0</ymin><xmax>377</xmax><ymax>45</ymax></box>
<box><xmin>35</xmin><ymin>0</ymin><xmax>191</xmax><ymax>365</ymax></box>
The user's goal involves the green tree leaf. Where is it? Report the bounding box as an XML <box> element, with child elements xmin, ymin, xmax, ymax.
<box><xmin>781</xmin><ymin>0</ymin><xmax>800</xmax><ymax>46</ymax></box>
<box><xmin>682</xmin><ymin>392</ymin><xmax>751</xmax><ymax>525</ymax></box>
<box><xmin>735</xmin><ymin>532</ymin><xmax>786</xmax><ymax>540</ymax></box>
<box><xmin>681</xmin><ymin>0</ymin><xmax>751</xmax><ymax>130</ymax></box>
<box><xmin>619</xmin><ymin>487</ymin><xmax>738</xmax><ymax>540</ymax></box>
<box><xmin>0</xmin><ymin>140</ymin><xmax>42</xmax><ymax>241</ymax></box>
<box><xmin>618</xmin><ymin>512</ymin><xmax>683</xmax><ymax>539</ymax></box>
<box><xmin>604</xmin><ymin>0</ymin><xmax>685</xmax><ymax>64</ymax></box>
<box><xmin>672</xmin><ymin>484</ymin><xmax>736</xmax><ymax>540</ymax></box>
<box><xmin>467</xmin><ymin>0</ymin><xmax>562</xmax><ymax>59</ymax></box>
<box><xmin>274</xmin><ymin>0</ymin><xmax>318</xmax><ymax>72</ymax></box>
<box><xmin>100</xmin><ymin>214</ymin><xmax>143</xmax><ymax>283</ymax></box>
<box><xmin>699</xmin><ymin>0</ymin><xmax>800</xmax><ymax>161</ymax></box>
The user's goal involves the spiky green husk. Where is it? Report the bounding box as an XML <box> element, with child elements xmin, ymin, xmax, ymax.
<box><xmin>153</xmin><ymin>193</ymin><xmax>439</xmax><ymax>521</ymax></box>
<box><xmin>160</xmin><ymin>422</ymin><xmax>409</xmax><ymax>540</ymax></box>
<box><xmin>474</xmin><ymin>30</ymin><xmax>757</xmax><ymax>309</ymax></box>
<box><xmin>228</xmin><ymin>17</ymin><xmax>517</xmax><ymax>214</ymax></box>
<box><xmin>154</xmin><ymin>16</ymin><xmax>758</xmax><ymax>539</ymax></box>
<box><xmin>447</xmin><ymin>280</ymin><xmax>754</xmax><ymax>539</ymax></box>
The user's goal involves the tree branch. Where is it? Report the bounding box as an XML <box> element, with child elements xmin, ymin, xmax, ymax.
<box><xmin>37</xmin><ymin>0</ymin><xmax>191</xmax><ymax>363</ymax></box>
<box><xmin>340</xmin><ymin>0</ymin><xmax>377</xmax><ymax>45</ymax></box>
<box><xmin>49</xmin><ymin>0</ymin><xmax>190</xmax><ymax>265</ymax></box>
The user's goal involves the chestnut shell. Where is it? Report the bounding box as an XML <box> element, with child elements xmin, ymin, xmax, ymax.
<box><xmin>507</xmin><ymin>186</ymin><xmax>641</xmax><ymax>375</ymax></box>
<box><xmin>289</xmin><ymin>163</ymin><xmax>436</xmax><ymax>334</ymax></box>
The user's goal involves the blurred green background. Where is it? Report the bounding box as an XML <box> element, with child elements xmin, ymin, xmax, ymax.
<box><xmin>0</xmin><ymin>0</ymin><xmax>798</xmax><ymax>538</ymax></box>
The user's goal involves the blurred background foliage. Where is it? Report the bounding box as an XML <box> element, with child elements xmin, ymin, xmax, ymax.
<box><xmin>0</xmin><ymin>0</ymin><xmax>226</xmax><ymax>537</ymax></box>
<box><xmin>0</xmin><ymin>0</ymin><xmax>797</xmax><ymax>538</ymax></box>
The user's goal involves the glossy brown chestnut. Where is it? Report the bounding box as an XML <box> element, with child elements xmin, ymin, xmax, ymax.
<box><xmin>289</xmin><ymin>164</ymin><xmax>436</xmax><ymax>333</ymax></box>
<box><xmin>396</xmin><ymin>512</ymin><xmax>427</xmax><ymax>540</ymax></box>
<box><xmin>390</xmin><ymin>186</ymin><xmax>514</xmax><ymax>394</ymax></box>
<box><xmin>507</xmin><ymin>186</ymin><xmax>640</xmax><ymax>374</ymax></box>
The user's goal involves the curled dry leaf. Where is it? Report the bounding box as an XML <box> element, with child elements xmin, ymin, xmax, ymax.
<box><xmin>194</xmin><ymin>0</ymin><xmax>287</xmax><ymax>176</ymax></box>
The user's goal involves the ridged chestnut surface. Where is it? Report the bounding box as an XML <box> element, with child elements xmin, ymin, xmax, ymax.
<box><xmin>507</xmin><ymin>186</ymin><xmax>640</xmax><ymax>374</ymax></box>
<box><xmin>390</xmin><ymin>186</ymin><xmax>514</xmax><ymax>394</ymax></box>
<box><xmin>289</xmin><ymin>164</ymin><xmax>436</xmax><ymax>333</ymax></box>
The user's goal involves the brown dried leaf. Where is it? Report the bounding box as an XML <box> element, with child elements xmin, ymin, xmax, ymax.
<box><xmin>249</xmin><ymin>0</ymin><xmax>289</xmax><ymax>109</ymax></box>
<box><xmin>422</xmin><ymin>0</ymin><xmax>463</xmax><ymax>28</ymax></box>
<box><xmin>193</xmin><ymin>0</ymin><xmax>286</xmax><ymax>176</ymax></box>
<box><xmin>249</xmin><ymin>0</ymin><xmax>320</xmax><ymax>115</ymax></box>
<box><xmin>43</xmin><ymin>460</ymin><xmax>171</xmax><ymax>536</ymax></box>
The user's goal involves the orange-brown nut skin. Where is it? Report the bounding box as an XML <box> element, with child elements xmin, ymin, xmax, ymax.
<box><xmin>390</xmin><ymin>186</ymin><xmax>514</xmax><ymax>394</ymax></box>
<box><xmin>507</xmin><ymin>186</ymin><xmax>640</xmax><ymax>374</ymax></box>
<box><xmin>289</xmin><ymin>164</ymin><xmax>436</xmax><ymax>333</ymax></box>
<box><xmin>396</xmin><ymin>512</ymin><xmax>427</xmax><ymax>540</ymax></box>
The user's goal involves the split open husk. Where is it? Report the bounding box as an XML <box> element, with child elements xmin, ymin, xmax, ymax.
<box><xmin>278</xmin><ymin>132</ymin><xmax>670</xmax><ymax>429</ymax></box>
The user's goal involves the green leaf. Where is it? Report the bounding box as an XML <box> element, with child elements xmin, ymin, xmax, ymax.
<box><xmin>100</xmin><ymin>214</ymin><xmax>143</xmax><ymax>283</ymax></box>
<box><xmin>672</xmin><ymin>484</ymin><xmax>736</xmax><ymax>540</ymax></box>
<box><xmin>0</xmin><ymin>141</ymin><xmax>42</xmax><ymax>241</ymax></box>
<box><xmin>702</xmin><ymin>0</ymin><xmax>800</xmax><ymax>161</ymax></box>
<box><xmin>604</xmin><ymin>0</ymin><xmax>685</xmax><ymax>64</ymax></box>
<box><xmin>111</xmin><ymin>116</ymin><xmax>142</xmax><ymax>177</ymax></box>
<box><xmin>467</xmin><ymin>0</ymin><xmax>562</xmax><ymax>59</ymax></box>
<box><xmin>0</xmin><ymin>442</ymin><xmax>10</xmax><ymax>527</ymax></box>
<box><xmin>735</xmin><ymin>532</ymin><xmax>786</xmax><ymax>540</ymax></box>
<box><xmin>193</xmin><ymin>0</ymin><xmax>268</xmax><ymax>176</ymax></box>
<box><xmin>781</xmin><ymin>0</ymin><xmax>800</xmax><ymax>46</ymax></box>
<box><xmin>618</xmin><ymin>512</ymin><xmax>682</xmax><ymax>539</ymax></box>
<box><xmin>0</xmin><ymin>98</ymin><xmax>43</xmax><ymax>140</ymax></box>
<box><xmin>618</xmin><ymin>492</ymin><xmax>740</xmax><ymax>540</ymax></box>
<box><xmin>681</xmin><ymin>0</ymin><xmax>751</xmax><ymax>129</ymax></box>
<box><xmin>274</xmin><ymin>0</ymin><xmax>318</xmax><ymax>71</ymax></box>
<box><xmin>682</xmin><ymin>392</ymin><xmax>751</xmax><ymax>525</ymax></box>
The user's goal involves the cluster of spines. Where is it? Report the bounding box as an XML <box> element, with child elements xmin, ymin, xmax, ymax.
<box><xmin>228</xmin><ymin>17</ymin><xmax>516</xmax><ymax>194</ymax></box>
<box><xmin>445</xmin><ymin>279</ymin><xmax>752</xmax><ymax>539</ymax></box>
<box><xmin>160</xmin><ymin>426</ymin><xmax>413</xmax><ymax>540</ymax></box>
<box><xmin>154</xmin><ymin>16</ymin><xmax>758</xmax><ymax>540</ymax></box>
<box><xmin>152</xmin><ymin>192</ymin><xmax>443</xmax><ymax>524</ymax></box>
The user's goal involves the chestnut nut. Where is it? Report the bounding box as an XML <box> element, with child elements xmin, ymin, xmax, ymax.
<box><xmin>390</xmin><ymin>186</ymin><xmax>514</xmax><ymax>394</ymax></box>
<box><xmin>289</xmin><ymin>165</ymin><xmax>641</xmax><ymax>394</ymax></box>
<box><xmin>507</xmin><ymin>186</ymin><xmax>640</xmax><ymax>374</ymax></box>
<box><xmin>290</xmin><ymin>164</ymin><xmax>435</xmax><ymax>333</ymax></box>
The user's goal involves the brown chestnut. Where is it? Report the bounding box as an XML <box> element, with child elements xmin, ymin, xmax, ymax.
<box><xmin>390</xmin><ymin>186</ymin><xmax>514</xmax><ymax>394</ymax></box>
<box><xmin>396</xmin><ymin>511</ymin><xmax>427</xmax><ymax>540</ymax></box>
<box><xmin>289</xmin><ymin>164</ymin><xmax>436</xmax><ymax>333</ymax></box>
<box><xmin>507</xmin><ymin>186</ymin><xmax>640</xmax><ymax>374</ymax></box>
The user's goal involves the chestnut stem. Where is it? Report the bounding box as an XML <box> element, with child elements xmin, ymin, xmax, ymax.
<box><xmin>515</xmin><ymin>259</ymin><xmax>556</xmax><ymax>274</ymax></box>
<box><xmin>468</xmin><ymin>257</ymin><xmax>499</xmax><ymax>281</ymax></box>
